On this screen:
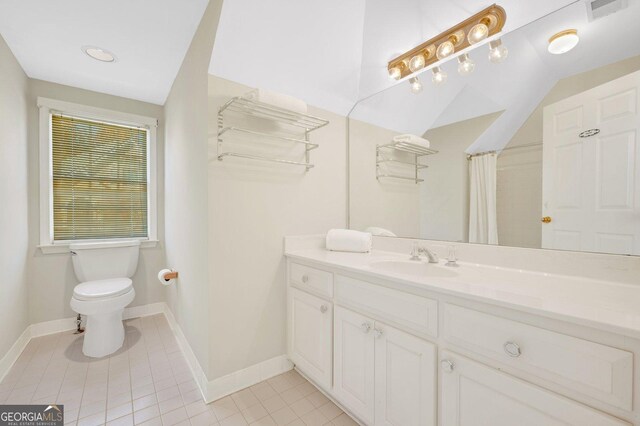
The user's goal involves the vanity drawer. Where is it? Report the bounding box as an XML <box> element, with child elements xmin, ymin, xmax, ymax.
<box><xmin>290</xmin><ymin>262</ymin><xmax>333</xmax><ymax>298</ymax></box>
<box><xmin>443</xmin><ymin>303</ymin><xmax>633</xmax><ymax>411</ymax></box>
<box><xmin>335</xmin><ymin>274</ymin><xmax>438</xmax><ymax>338</ymax></box>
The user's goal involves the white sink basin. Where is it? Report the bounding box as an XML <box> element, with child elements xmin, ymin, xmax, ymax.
<box><xmin>369</xmin><ymin>260</ymin><xmax>459</xmax><ymax>278</ymax></box>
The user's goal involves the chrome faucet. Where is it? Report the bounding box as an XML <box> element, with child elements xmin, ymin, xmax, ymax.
<box><xmin>409</xmin><ymin>243</ymin><xmax>439</xmax><ymax>264</ymax></box>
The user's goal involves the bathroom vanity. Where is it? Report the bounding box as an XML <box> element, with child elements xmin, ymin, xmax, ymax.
<box><xmin>285</xmin><ymin>239</ymin><xmax>640</xmax><ymax>425</ymax></box>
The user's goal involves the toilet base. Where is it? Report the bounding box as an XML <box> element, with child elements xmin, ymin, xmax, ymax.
<box><xmin>83</xmin><ymin>309</ymin><xmax>125</xmax><ymax>357</ymax></box>
<box><xmin>70</xmin><ymin>288</ymin><xmax>135</xmax><ymax>358</ymax></box>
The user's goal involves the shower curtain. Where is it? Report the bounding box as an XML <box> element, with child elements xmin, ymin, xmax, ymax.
<box><xmin>468</xmin><ymin>153</ymin><xmax>499</xmax><ymax>244</ymax></box>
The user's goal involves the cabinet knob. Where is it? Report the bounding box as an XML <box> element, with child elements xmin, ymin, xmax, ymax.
<box><xmin>301</xmin><ymin>275</ymin><xmax>309</xmax><ymax>283</ymax></box>
<box><xmin>320</xmin><ymin>305</ymin><xmax>328</xmax><ymax>313</ymax></box>
<box><xmin>360</xmin><ymin>322</ymin><xmax>371</xmax><ymax>333</ymax></box>
<box><xmin>504</xmin><ymin>341</ymin><xmax>521</xmax><ymax>357</ymax></box>
<box><xmin>441</xmin><ymin>359</ymin><xmax>455</xmax><ymax>373</ymax></box>
<box><xmin>373</xmin><ymin>328</ymin><xmax>384</xmax><ymax>339</ymax></box>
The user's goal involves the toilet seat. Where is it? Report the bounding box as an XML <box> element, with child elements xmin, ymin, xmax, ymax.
<box><xmin>73</xmin><ymin>278</ymin><xmax>133</xmax><ymax>301</ymax></box>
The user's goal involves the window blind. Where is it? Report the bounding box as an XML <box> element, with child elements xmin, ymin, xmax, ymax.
<box><xmin>51</xmin><ymin>114</ymin><xmax>148</xmax><ymax>241</ymax></box>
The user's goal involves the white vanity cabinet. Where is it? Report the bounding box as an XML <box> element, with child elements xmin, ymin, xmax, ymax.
<box><xmin>289</xmin><ymin>287</ymin><xmax>333</xmax><ymax>389</ymax></box>
<box><xmin>440</xmin><ymin>351</ymin><xmax>629</xmax><ymax>426</ymax></box>
<box><xmin>333</xmin><ymin>306</ymin><xmax>436</xmax><ymax>426</ymax></box>
<box><xmin>286</xmin><ymin>258</ymin><xmax>637</xmax><ymax>426</ymax></box>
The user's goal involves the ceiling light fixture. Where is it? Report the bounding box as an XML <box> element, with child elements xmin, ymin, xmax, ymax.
<box><xmin>488</xmin><ymin>38</ymin><xmax>508</xmax><ymax>63</ymax></box>
<box><xmin>387</xmin><ymin>4</ymin><xmax>506</xmax><ymax>80</ymax></box>
<box><xmin>431</xmin><ymin>67</ymin><xmax>448</xmax><ymax>86</ymax></box>
<box><xmin>82</xmin><ymin>46</ymin><xmax>116</xmax><ymax>63</ymax></box>
<box><xmin>409</xmin><ymin>77</ymin><xmax>423</xmax><ymax>94</ymax></box>
<box><xmin>457</xmin><ymin>54</ymin><xmax>476</xmax><ymax>76</ymax></box>
<box><xmin>547</xmin><ymin>29</ymin><xmax>579</xmax><ymax>55</ymax></box>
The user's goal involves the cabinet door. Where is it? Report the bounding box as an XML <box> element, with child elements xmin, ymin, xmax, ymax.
<box><xmin>374</xmin><ymin>323</ymin><xmax>436</xmax><ymax>426</ymax></box>
<box><xmin>334</xmin><ymin>306</ymin><xmax>375</xmax><ymax>425</ymax></box>
<box><xmin>440</xmin><ymin>351</ymin><xmax>630</xmax><ymax>426</ymax></box>
<box><xmin>289</xmin><ymin>288</ymin><xmax>332</xmax><ymax>389</ymax></box>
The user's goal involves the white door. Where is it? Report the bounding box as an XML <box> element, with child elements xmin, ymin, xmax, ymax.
<box><xmin>289</xmin><ymin>288</ymin><xmax>333</xmax><ymax>389</ymax></box>
<box><xmin>542</xmin><ymin>70</ymin><xmax>640</xmax><ymax>254</ymax></box>
<box><xmin>440</xmin><ymin>351</ymin><xmax>630</xmax><ymax>426</ymax></box>
<box><xmin>334</xmin><ymin>306</ymin><xmax>375</xmax><ymax>425</ymax></box>
<box><xmin>374</xmin><ymin>323</ymin><xmax>436</xmax><ymax>426</ymax></box>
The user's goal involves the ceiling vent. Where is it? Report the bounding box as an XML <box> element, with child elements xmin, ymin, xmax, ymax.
<box><xmin>586</xmin><ymin>0</ymin><xmax>628</xmax><ymax>21</ymax></box>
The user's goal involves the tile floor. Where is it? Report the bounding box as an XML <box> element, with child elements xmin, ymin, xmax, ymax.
<box><xmin>0</xmin><ymin>314</ymin><xmax>357</xmax><ymax>426</ymax></box>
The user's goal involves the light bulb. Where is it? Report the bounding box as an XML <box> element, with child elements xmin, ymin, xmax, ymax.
<box><xmin>457</xmin><ymin>54</ymin><xmax>475</xmax><ymax>76</ymax></box>
<box><xmin>436</xmin><ymin>40</ymin><xmax>455</xmax><ymax>60</ymax></box>
<box><xmin>409</xmin><ymin>54</ymin><xmax>426</xmax><ymax>72</ymax></box>
<box><xmin>468</xmin><ymin>23</ymin><xmax>489</xmax><ymax>44</ymax></box>
<box><xmin>388</xmin><ymin>66</ymin><xmax>402</xmax><ymax>80</ymax></box>
<box><xmin>409</xmin><ymin>77</ymin><xmax>423</xmax><ymax>94</ymax></box>
<box><xmin>431</xmin><ymin>67</ymin><xmax>447</xmax><ymax>86</ymax></box>
<box><xmin>488</xmin><ymin>39</ymin><xmax>508</xmax><ymax>63</ymax></box>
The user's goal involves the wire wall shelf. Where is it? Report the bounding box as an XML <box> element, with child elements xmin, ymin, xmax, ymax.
<box><xmin>216</xmin><ymin>95</ymin><xmax>329</xmax><ymax>171</ymax></box>
<box><xmin>376</xmin><ymin>141</ymin><xmax>438</xmax><ymax>184</ymax></box>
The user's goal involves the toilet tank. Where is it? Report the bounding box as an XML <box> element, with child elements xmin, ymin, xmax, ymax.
<box><xmin>70</xmin><ymin>240</ymin><xmax>141</xmax><ymax>282</ymax></box>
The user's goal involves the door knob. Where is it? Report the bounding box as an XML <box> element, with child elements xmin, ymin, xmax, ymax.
<box><xmin>373</xmin><ymin>328</ymin><xmax>384</xmax><ymax>339</ymax></box>
<box><xmin>504</xmin><ymin>341</ymin><xmax>521</xmax><ymax>357</ymax></box>
<box><xmin>360</xmin><ymin>322</ymin><xmax>371</xmax><ymax>333</ymax></box>
<box><xmin>541</xmin><ymin>216</ymin><xmax>552</xmax><ymax>223</ymax></box>
<box><xmin>320</xmin><ymin>305</ymin><xmax>328</xmax><ymax>313</ymax></box>
<box><xmin>441</xmin><ymin>359</ymin><xmax>455</xmax><ymax>373</ymax></box>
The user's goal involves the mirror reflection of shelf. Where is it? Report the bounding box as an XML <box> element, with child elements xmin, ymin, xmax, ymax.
<box><xmin>376</xmin><ymin>141</ymin><xmax>438</xmax><ymax>184</ymax></box>
<box><xmin>217</xmin><ymin>95</ymin><xmax>329</xmax><ymax>171</ymax></box>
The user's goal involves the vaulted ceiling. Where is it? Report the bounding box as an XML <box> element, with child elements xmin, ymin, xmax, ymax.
<box><xmin>209</xmin><ymin>0</ymin><xmax>577</xmax><ymax>115</ymax></box>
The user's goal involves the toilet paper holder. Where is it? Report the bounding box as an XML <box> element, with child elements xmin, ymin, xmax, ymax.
<box><xmin>163</xmin><ymin>270</ymin><xmax>178</xmax><ymax>280</ymax></box>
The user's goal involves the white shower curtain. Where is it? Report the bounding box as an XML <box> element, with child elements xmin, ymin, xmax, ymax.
<box><xmin>468</xmin><ymin>153</ymin><xmax>499</xmax><ymax>245</ymax></box>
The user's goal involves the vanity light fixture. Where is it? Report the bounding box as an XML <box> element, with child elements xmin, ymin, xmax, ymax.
<box><xmin>409</xmin><ymin>77</ymin><xmax>423</xmax><ymax>94</ymax></box>
<box><xmin>82</xmin><ymin>46</ymin><xmax>116</xmax><ymax>62</ymax></box>
<box><xmin>547</xmin><ymin>29</ymin><xmax>579</xmax><ymax>54</ymax></box>
<box><xmin>457</xmin><ymin>54</ymin><xmax>475</xmax><ymax>76</ymax></box>
<box><xmin>488</xmin><ymin>38</ymin><xmax>508</xmax><ymax>63</ymax></box>
<box><xmin>387</xmin><ymin>4</ymin><xmax>506</xmax><ymax>81</ymax></box>
<box><xmin>431</xmin><ymin>67</ymin><xmax>448</xmax><ymax>86</ymax></box>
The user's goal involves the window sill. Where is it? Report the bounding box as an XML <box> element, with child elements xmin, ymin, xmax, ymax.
<box><xmin>38</xmin><ymin>239</ymin><xmax>159</xmax><ymax>255</ymax></box>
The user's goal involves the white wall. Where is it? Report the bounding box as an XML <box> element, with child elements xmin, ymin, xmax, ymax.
<box><xmin>164</xmin><ymin>1</ymin><xmax>223</xmax><ymax>377</ymax></box>
<box><xmin>207</xmin><ymin>75</ymin><xmax>347</xmax><ymax>379</ymax></box>
<box><xmin>0</xmin><ymin>35</ymin><xmax>29</xmax><ymax>360</ymax></box>
<box><xmin>497</xmin><ymin>146</ymin><xmax>542</xmax><ymax>248</ymax></box>
<box><xmin>420</xmin><ymin>112</ymin><xmax>500</xmax><ymax>243</ymax></box>
<box><xmin>349</xmin><ymin>118</ymin><xmax>419</xmax><ymax>237</ymax></box>
<box><xmin>25</xmin><ymin>80</ymin><xmax>166</xmax><ymax>324</ymax></box>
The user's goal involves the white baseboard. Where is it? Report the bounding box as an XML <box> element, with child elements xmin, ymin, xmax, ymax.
<box><xmin>0</xmin><ymin>327</ymin><xmax>31</xmax><ymax>383</ymax></box>
<box><xmin>162</xmin><ymin>305</ymin><xmax>210</xmax><ymax>402</ymax></box>
<box><xmin>1</xmin><ymin>301</ymin><xmax>293</xmax><ymax>405</ymax></box>
<box><xmin>205</xmin><ymin>355</ymin><xmax>293</xmax><ymax>402</ymax></box>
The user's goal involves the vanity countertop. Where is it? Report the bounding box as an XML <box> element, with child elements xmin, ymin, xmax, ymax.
<box><xmin>285</xmin><ymin>247</ymin><xmax>640</xmax><ymax>339</ymax></box>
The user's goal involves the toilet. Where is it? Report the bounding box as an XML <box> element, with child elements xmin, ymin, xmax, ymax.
<box><xmin>69</xmin><ymin>240</ymin><xmax>140</xmax><ymax>358</ymax></box>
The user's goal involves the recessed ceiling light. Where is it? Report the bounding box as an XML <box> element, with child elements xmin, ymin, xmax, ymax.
<box><xmin>547</xmin><ymin>29</ymin><xmax>579</xmax><ymax>55</ymax></box>
<box><xmin>82</xmin><ymin>46</ymin><xmax>116</xmax><ymax>62</ymax></box>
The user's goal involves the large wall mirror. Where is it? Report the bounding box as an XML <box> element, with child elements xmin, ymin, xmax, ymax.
<box><xmin>348</xmin><ymin>1</ymin><xmax>640</xmax><ymax>256</ymax></box>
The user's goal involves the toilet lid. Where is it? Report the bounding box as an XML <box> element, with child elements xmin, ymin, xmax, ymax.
<box><xmin>73</xmin><ymin>278</ymin><xmax>133</xmax><ymax>301</ymax></box>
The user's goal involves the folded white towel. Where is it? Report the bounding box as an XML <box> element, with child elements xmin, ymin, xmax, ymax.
<box><xmin>244</xmin><ymin>89</ymin><xmax>308</xmax><ymax>114</ymax></box>
<box><xmin>393</xmin><ymin>134</ymin><xmax>430</xmax><ymax>149</ymax></box>
<box><xmin>364</xmin><ymin>227</ymin><xmax>396</xmax><ymax>237</ymax></box>
<box><xmin>326</xmin><ymin>229</ymin><xmax>372</xmax><ymax>253</ymax></box>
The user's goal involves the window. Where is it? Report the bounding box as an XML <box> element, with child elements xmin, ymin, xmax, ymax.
<box><xmin>38</xmin><ymin>98</ymin><xmax>157</xmax><ymax>250</ymax></box>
